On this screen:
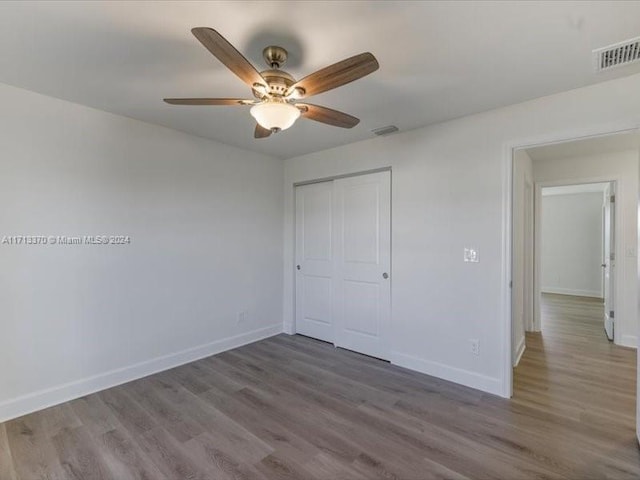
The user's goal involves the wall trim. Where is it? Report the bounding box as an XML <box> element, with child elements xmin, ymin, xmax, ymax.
<box><xmin>513</xmin><ymin>336</ymin><xmax>526</xmax><ymax>367</ymax></box>
<box><xmin>390</xmin><ymin>351</ymin><xmax>503</xmax><ymax>396</ymax></box>
<box><xmin>0</xmin><ymin>324</ymin><xmax>283</xmax><ymax>423</ymax></box>
<box><xmin>541</xmin><ymin>287</ymin><xmax>603</xmax><ymax>299</ymax></box>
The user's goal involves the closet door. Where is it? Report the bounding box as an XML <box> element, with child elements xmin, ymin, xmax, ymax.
<box><xmin>334</xmin><ymin>171</ymin><xmax>391</xmax><ymax>359</ymax></box>
<box><xmin>295</xmin><ymin>181</ymin><xmax>334</xmax><ymax>342</ymax></box>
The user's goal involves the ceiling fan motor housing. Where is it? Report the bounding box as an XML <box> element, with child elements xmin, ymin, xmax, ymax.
<box><xmin>255</xmin><ymin>68</ymin><xmax>295</xmax><ymax>98</ymax></box>
<box><xmin>263</xmin><ymin>45</ymin><xmax>288</xmax><ymax>68</ymax></box>
<box><xmin>250</xmin><ymin>46</ymin><xmax>299</xmax><ymax>98</ymax></box>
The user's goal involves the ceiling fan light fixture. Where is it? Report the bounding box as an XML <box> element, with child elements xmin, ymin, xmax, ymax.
<box><xmin>250</xmin><ymin>101</ymin><xmax>301</xmax><ymax>132</ymax></box>
<box><xmin>166</xmin><ymin>28</ymin><xmax>380</xmax><ymax>138</ymax></box>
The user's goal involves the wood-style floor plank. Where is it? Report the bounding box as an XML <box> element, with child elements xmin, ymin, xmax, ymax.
<box><xmin>1</xmin><ymin>293</ymin><xmax>637</xmax><ymax>479</ymax></box>
<box><xmin>97</xmin><ymin>387</ymin><xmax>157</xmax><ymax>437</ymax></box>
<box><xmin>68</xmin><ymin>395</ymin><xmax>120</xmax><ymax>438</ymax></box>
<box><xmin>136</xmin><ymin>426</ymin><xmax>210</xmax><ymax>480</ymax></box>
<box><xmin>4</xmin><ymin>411</ymin><xmax>67</xmax><ymax>480</ymax></box>
<box><xmin>51</xmin><ymin>426</ymin><xmax>114</xmax><ymax>480</ymax></box>
<box><xmin>99</xmin><ymin>428</ymin><xmax>168</xmax><ymax>480</ymax></box>
<box><xmin>184</xmin><ymin>432</ymin><xmax>270</xmax><ymax>480</ymax></box>
<box><xmin>0</xmin><ymin>423</ymin><xmax>18</xmax><ymax>480</ymax></box>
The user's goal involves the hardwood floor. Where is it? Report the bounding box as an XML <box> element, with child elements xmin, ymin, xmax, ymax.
<box><xmin>1</xmin><ymin>293</ymin><xmax>638</xmax><ymax>479</ymax></box>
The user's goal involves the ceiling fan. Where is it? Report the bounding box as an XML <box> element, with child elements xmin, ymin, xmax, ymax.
<box><xmin>164</xmin><ymin>28</ymin><xmax>379</xmax><ymax>139</ymax></box>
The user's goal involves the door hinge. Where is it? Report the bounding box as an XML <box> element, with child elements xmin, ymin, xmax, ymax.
<box><xmin>609</xmin><ymin>310</ymin><xmax>615</xmax><ymax>319</ymax></box>
<box><xmin>610</xmin><ymin>194</ymin><xmax>615</xmax><ymax>203</ymax></box>
<box><xmin>509</xmin><ymin>280</ymin><xmax>513</xmax><ymax>288</ymax></box>
<box><xmin>610</xmin><ymin>252</ymin><xmax>615</xmax><ymax>261</ymax></box>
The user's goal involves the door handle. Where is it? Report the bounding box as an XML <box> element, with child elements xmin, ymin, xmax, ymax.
<box><xmin>382</xmin><ymin>272</ymin><xmax>389</xmax><ymax>279</ymax></box>
<box><xmin>296</xmin><ymin>265</ymin><xmax>301</xmax><ymax>271</ymax></box>
<box><xmin>601</xmin><ymin>263</ymin><xmax>607</xmax><ymax>268</ymax></box>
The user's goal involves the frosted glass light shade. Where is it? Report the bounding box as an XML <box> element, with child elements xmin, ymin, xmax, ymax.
<box><xmin>250</xmin><ymin>102</ymin><xmax>300</xmax><ymax>131</ymax></box>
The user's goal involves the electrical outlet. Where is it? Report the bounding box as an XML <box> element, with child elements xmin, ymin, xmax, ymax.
<box><xmin>237</xmin><ymin>310</ymin><xmax>248</xmax><ymax>323</ymax></box>
<box><xmin>470</xmin><ymin>339</ymin><xmax>480</xmax><ymax>356</ymax></box>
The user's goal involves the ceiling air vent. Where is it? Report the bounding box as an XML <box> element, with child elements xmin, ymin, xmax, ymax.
<box><xmin>593</xmin><ymin>36</ymin><xmax>640</xmax><ymax>72</ymax></box>
<box><xmin>372</xmin><ymin>125</ymin><xmax>399</xmax><ymax>136</ymax></box>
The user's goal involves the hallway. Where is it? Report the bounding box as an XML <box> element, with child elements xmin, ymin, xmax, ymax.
<box><xmin>514</xmin><ymin>293</ymin><xmax>638</xmax><ymax>477</ymax></box>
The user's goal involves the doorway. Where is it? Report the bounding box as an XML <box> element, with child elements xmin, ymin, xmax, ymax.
<box><xmin>539</xmin><ymin>182</ymin><xmax>614</xmax><ymax>339</ymax></box>
<box><xmin>294</xmin><ymin>170</ymin><xmax>391</xmax><ymax>360</ymax></box>
<box><xmin>511</xmin><ymin>130</ymin><xmax>640</xmax><ymax>362</ymax></box>
<box><xmin>509</xmin><ymin>129</ymin><xmax>639</xmax><ymax>405</ymax></box>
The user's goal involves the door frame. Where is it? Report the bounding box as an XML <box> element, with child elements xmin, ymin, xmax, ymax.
<box><xmin>293</xmin><ymin>167</ymin><xmax>392</xmax><ymax>187</ymax></box>
<box><xmin>501</xmin><ymin>124</ymin><xmax>639</xmax><ymax>398</ymax></box>
<box><xmin>533</xmin><ymin>177</ymin><xmax>620</xmax><ymax>333</ymax></box>
<box><xmin>523</xmin><ymin>180</ymin><xmax>534</xmax><ymax>333</ymax></box>
<box><xmin>292</xmin><ymin>167</ymin><xmax>392</xmax><ymax>339</ymax></box>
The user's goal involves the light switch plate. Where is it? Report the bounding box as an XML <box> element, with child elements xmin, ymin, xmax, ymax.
<box><xmin>464</xmin><ymin>248</ymin><xmax>479</xmax><ymax>263</ymax></box>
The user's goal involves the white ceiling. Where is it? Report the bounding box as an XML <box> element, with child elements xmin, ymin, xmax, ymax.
<box><xmin>1</xmin><ymin>1</ymin><xmax>640</xmax><ymax>159</ymax></box>
<box><xmin>526</xmin><ymin>131</ymin><xmax>640</xmax><ymax>161</ymax></box>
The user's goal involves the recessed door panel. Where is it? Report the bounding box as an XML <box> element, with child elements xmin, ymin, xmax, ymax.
<box><xmin>344</xmin><ymin>184</ymin><xmax>380</xmax><ymax>264</ymax></box>
<box><xmin>303</xmin><ymin>188</ymin><xmax>332</xmax><ymax>261</ymax></box>
<box><xmin>343</xmin><ymin>280</ymin><xmax>379</xmax><ymax>337</ymax></box>
<box><xmin>303</xmin><ymin>275</ymin><xmax>332</xmax><ymax>325</ymax></box>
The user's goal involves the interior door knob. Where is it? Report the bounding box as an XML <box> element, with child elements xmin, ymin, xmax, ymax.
<box><xmin>382</xmin><ymin>272</ymin><xmax>389</xmax><ymax>279</ymax></box>
<box><xmin>601</xmin><ymin>263</ymin><xmax>607</xmax><ymax>268</ymax></box>
<box><xmin>296</xmin><ymin>265</ymin><xmax>301</xmax><ymax>270</ymax></box>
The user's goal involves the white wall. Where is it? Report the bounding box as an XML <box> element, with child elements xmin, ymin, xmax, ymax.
<box><xmin>541</xmin><ymin>192</ymin><xmax>604</xmax><ymax>298</ymax></box>
<box><xmin>534</xmin><ymin>150</ymin><xmax>638</xmax><ymax>347</ymax></box>
<box><xmin>0</xmin><ymin>83</ymin><xmax>284</xmax><ymax>422</ymax></box>
<box><xmin>283</xmin><ymin>72</ymin><xmax>640</xmax><ymax>398</ymax></box>
<box><xmin>511</xmin><ymin>149</ymin><xmax>533</xmax><ymax>366</ymax></box>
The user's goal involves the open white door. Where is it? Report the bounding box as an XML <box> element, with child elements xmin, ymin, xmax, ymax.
<box><xmin>603</xmin><ymin>182</ymin><xmax>615</xmax><ymax>341</ymax></box>
<box><xmin>295</xmin><ymin>181</ymin><xmax>334</xmax><ymax>343</ymax></box>
<box><xmin>333</xmin><ymin>171</ymin><xmax>391</xmax><ymax>359</ymax></box>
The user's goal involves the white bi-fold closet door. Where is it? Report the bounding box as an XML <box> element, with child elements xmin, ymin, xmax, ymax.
<box><xmin>295</xmin><ymin>170</ymin><xmax>391</xmax><ymax>360</ymax></box>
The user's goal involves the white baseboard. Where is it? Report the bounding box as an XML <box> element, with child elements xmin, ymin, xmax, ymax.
<box><xmin>619</xmin><ymin>334</ymin><xmax>638</xmax><ymax>349</ymax></box>
<box><xmin>541</xmin><ymin>287</ymin><xmax>602</xmax><ymax>299</ymax></box>
<box><xmin>0</xmin><ymin>324</ymin><xmax>282</xmax><ymax>423</ymax></box>
<box><xmin>513</xmin><ymin>336</ymin><xmax>526</xmax><ymax>367</ymax></box>
<box><xmin>390</xmin><ymin>351</ymin><xmax>504</xmax><ymax>397</ymax></box>
<box><xmin>283</xmin><ymin>322</ymin><xmax>295</xmax><ymax>335</ymax></box>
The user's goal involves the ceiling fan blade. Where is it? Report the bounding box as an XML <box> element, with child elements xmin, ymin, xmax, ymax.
<box><xmin>164</xmin><ymin>98</ymin><xmax>254</xmax><ymax>106</ymax></box>
<box><xmin>191</xmin><ymin>27</ymin><xmax>266</xmax><ymax>89</ymax></box>
<box><xmin>254</xmin><ymin>124</ymin><xmax>272</xmax><ymax>139</ymax></box>
<box><xmin>297</xmin><ymin>103</ymin><xmax>360</xmax><ymax>128</ymax></box>
<box><xmin>288</xmin><ymin>52</ymin><xmax>379</xmax><ymax>98</ymax></box>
